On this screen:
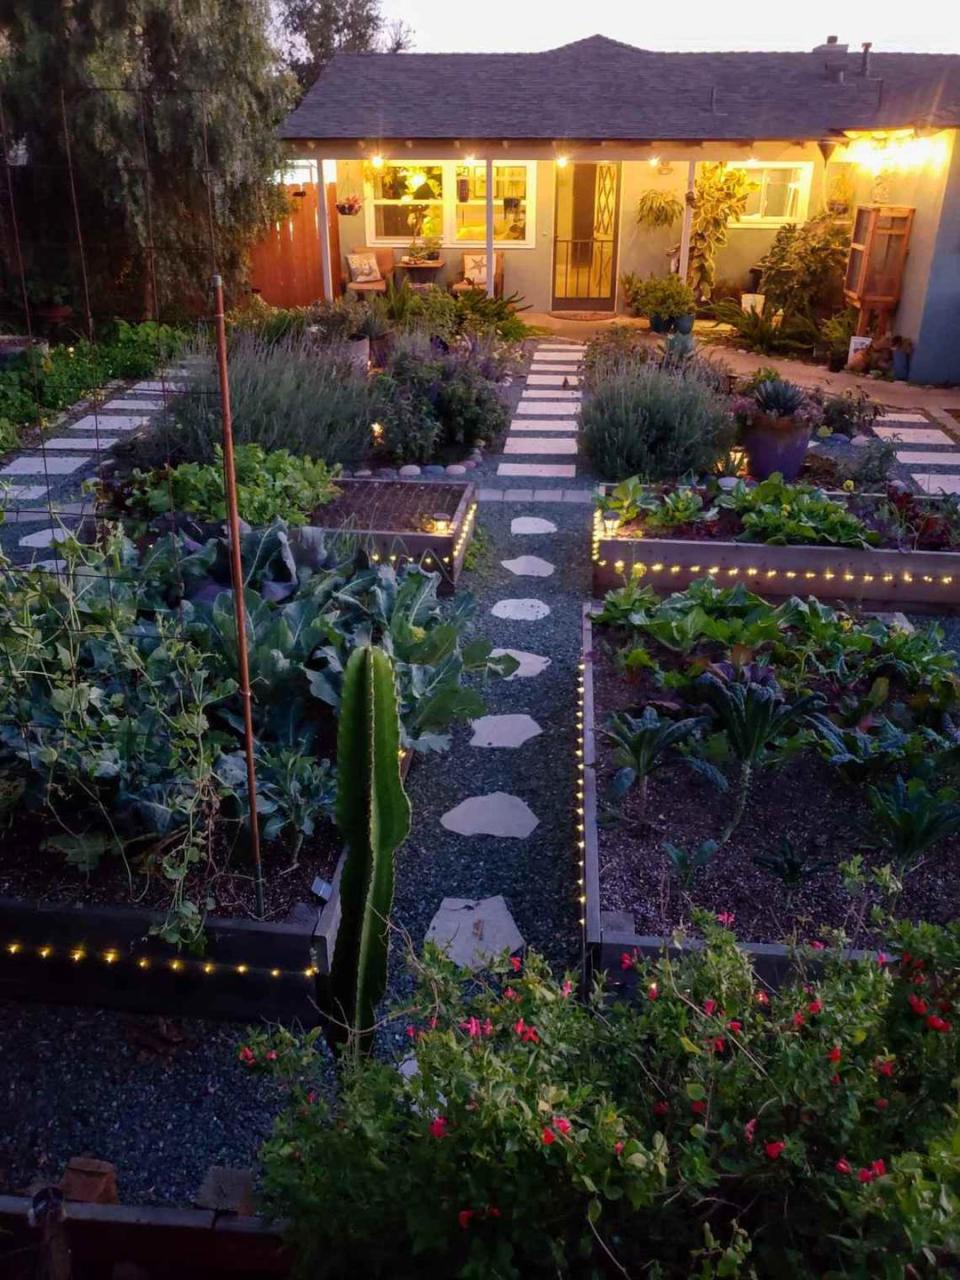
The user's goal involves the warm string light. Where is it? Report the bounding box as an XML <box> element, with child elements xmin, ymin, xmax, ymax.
<box><xmin>597</xmin><ymin>558</ymin><xmax>954</xmax><ymax>588</ymax></box>
<box><xmin>4</xmin><ymin>940</ymin><xmax>318</xmax><ymax>980</ymax></box>
<box><xmin>576</xmin><ymin>658</ymin><xmax>587</xmax><ymax>933</ymax></box>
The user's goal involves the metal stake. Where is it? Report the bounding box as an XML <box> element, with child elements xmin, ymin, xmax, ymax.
<box><xmin>211</xmin><ymin>274</ymin><xmax>264</xmax><ymax>917</ymax></box>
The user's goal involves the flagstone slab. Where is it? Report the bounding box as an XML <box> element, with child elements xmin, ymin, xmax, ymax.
<box><xmin>873</xmin><ymin>426</ymin><xmax>952</xmax><ymax>445</ymax></box>
<box><xmin>497</xmin><ymin>462</ymin><xmax>577</xmax><ymax>478</ymax></box>
<box><xmin>895</xmin><ymin>450</ymin><xmax>960</xmax><ymax>465</ymax></box>
<box><xmin>511</xmin><ymin>516</ymin><xmax>557</xmax><ymax>534</ymax></box>
<box><xmin>469</xmin><ymin>714</ymin><xmax>543</xmax><ymax>748</ymax></box>
<box><xmin>1</xmin><ymin>454</ymin><xmax>91</xmax><ymax>476</ymax></box>
<box><xmin>131</xmin><ymin>379</ymin><xmax>190</xmax><ymax>392</ymax></box>
<box><xmin>70</xmin><ymin>414</ymin><xmax>149</xmax><ymax>432</ymax></box>
<box><xmin>42</xmin><ymin>437</ymin><xmax>114</xmax><ymax>451</ymax></box>
<box><xmin>501</xmin><ymin>554</ymin><xmax>555</xmax><ymax>577</ymax></box>
<box><xmin>425</xmin><ymin>895</ymin><xmax>525</xmax><ymax>970</ymax></box>
<box><xmin>912</xmin><ymin>471</ymin><xmax>960</xmax><ymax>494</ymax></box>
<box><xmin>490</xmin><ymin>647</ymin><xmax>552</xmax><ymax>679</ymax></box>
<box><xmin>102</xmin><ymin>398</ymin><xmax>166</xmax><ymax>411</ymax></box>
<box><xmin>504</xmin><ymin>437</ymin><xmax>578</xmax><ymax>455</ymax></box>
<box><xmin>439</xmin><ymin>794</ymin><xmax>539</xmax><ymax>839</ymax></box>
<box><xmin>1</xmin><ymin>485</ymin><xmax>48</xmax><ymax>501</ymax></box>
<box><xmin>879</xmin><ymin>412</ymin><xmax>930</xmax><ymax>422</ymax></box>
<box><xmin>18</xmin><ymin>527</ymin><xmax>72</xmax><ymax>549</ymax></box>
<box><xmin>491</xmin><ymin>597</ymin><xmax>551</xmax><ymax>621</ymax></box>
<box><xmin>527</xmin><ymin>375</ymin><xmax>580</xmax><ymax>387</ymax></box>
<box><xmin>509</xmin><ymin>419</ymin><xmax>578</xmax><ymax>432</ymax></box>
<box><xmin>514</xmin><ymin>400</ymin><xmax>579</xmax><ymax>416</ymax></box>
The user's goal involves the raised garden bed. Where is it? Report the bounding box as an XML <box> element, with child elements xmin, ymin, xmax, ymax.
<box><xmin>592</xmin><ymin>487</ymin><xmax>960</xmax><ymax>612</ymax></box>
<box><xmin>578</xmin><ymin>594</ymin><xmax>960</xmax><ymax>986</ymax></box>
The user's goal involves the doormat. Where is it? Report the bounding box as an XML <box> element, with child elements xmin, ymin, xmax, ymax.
<box><xmin>547</xmin><ymin>311</ymin><xmax>617</xmax><ymax>322</ymax></box>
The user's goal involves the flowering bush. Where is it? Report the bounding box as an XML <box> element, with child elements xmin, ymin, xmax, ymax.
<box><xmin>254</xmin><ymin>918</ymin><xmax>960</xmax><ymax>1278</ymax></box>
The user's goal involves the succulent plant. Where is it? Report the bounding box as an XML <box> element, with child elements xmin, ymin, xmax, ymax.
<box><xmin>751</xmin><ymin>377</ymin><xmax>807</xmax><ymax>418</ymax></box>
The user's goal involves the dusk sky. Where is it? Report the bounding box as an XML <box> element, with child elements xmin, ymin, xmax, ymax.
<box><xmin>378</xmin><ymin>0</ymin><xmax>960</xmax><ymax>55</ymax></box>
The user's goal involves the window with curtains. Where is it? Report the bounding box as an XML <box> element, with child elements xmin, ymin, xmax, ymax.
<box><xmin>365</xmin><ymin>161</ymin><xmax>536</xmax><ymax>247</ymax></box>
<box><xmin>726</xmin><ymin>163</ymin><xmax>813</xmax><ymax>226</ymax></box>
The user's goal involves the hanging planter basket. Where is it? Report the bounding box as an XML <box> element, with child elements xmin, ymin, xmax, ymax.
<box><xmin>336</xmin><ymin>198</ymin><xmax>363</xmax><ymax>216</ymax></box>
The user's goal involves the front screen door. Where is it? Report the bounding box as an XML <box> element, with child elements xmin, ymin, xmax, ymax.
<box><xmin>552</xmin><ymin>162</ymin><xmax>620</xmax><ymax>310</ymax></box>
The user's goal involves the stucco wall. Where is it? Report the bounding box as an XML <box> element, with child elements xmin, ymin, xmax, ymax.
<box><xmin>912</xmin><ymin>130</ymin><xmax>960</xmax><ymax>384</ymax></box>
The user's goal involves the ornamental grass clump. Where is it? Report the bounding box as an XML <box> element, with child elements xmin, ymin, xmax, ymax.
<box><xmin>253</xmin><ymin>917</ymin><xmax>960</xmax><ymax>1279</ymax></box>
<box><xmin>581</xmin><ymin>364</ymin><xmax>733</xmax><ymax>482</ymax></box>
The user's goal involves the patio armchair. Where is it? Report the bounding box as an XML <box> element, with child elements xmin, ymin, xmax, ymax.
<box><xmin>451</xmin><ymin>251</ymin><xmax>504</xmax><ymax>299</ymax></box>
<box><xmin>344</xmin><ymin>247</ymin><xmax>395</xmax><ymax>297</ymax></box>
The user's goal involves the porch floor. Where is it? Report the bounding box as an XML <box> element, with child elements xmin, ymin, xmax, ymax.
<box><xmin>523</xmin><ymin>314</ymin><xmax>960</xmax><ymax>414</ymax></box>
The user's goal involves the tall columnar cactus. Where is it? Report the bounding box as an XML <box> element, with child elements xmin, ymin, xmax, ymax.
<box><xmin>329</xmin><ymin>644</ymin><xmax>411</xmax><ymax>1054</ymax></box>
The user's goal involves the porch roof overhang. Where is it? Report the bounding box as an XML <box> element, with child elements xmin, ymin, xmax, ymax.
<box><xmin>282</xmin><ymin>138</ymin><xmax>830</xmax><ymax>163</ymax></box>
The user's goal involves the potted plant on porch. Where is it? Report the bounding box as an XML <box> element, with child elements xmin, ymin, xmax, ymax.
<box><xmin>733</xmin><ymin>377</ymin><xmax>818</xmax><ymax>482</ymax></box>
<box><xmin>622</xmin><ymin>273</ymin><xmax>696</xmax><ymax>334</ymax></box>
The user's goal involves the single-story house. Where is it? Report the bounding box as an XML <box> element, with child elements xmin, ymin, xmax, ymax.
<box><xmin>276</xmin><ymin>34</ymin><xmax>960</xmax><ymax>383</ymax></box>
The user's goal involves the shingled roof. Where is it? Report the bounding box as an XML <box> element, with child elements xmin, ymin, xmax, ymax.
<box><xmin>280</xmin><ymin>35</ymin><xmax>960</xmax><ymax>142</ymax></box>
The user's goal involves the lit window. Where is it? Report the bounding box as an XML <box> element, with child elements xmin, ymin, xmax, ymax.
<box><xmin>727</xmin><ymin>164</ymin><xmax>812</xmax><ymax>226</ymax></box>
<box><xmin>365</xmin><ymin>161</ymin><xmax>536</xmax><ymax>247</ymax></box>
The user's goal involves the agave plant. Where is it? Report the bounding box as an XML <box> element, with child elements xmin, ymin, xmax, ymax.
<box><xmin>604</xmin><ymin>707</ymin><xmax>710</xmax><ymax>815</ymax></box>
<box><xmin>752</xmin><ymin>837</ymin><xmax>831</xmax><ymax>906</ymax></box>
<box><xmin>696</xmin><ymin>670</ymin><xmax>824</xmax><ymax>843</ymax></box>
<box><xmin>751</xmin><ymin>377</ymin><xmax>808</xmax><ymax>418</ymax></box>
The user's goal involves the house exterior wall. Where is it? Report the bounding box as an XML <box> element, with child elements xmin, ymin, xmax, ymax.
<box><xmin>912</xmin><ymin>130</ymin><xmax>960</xmax><ymax>384</ymax></box>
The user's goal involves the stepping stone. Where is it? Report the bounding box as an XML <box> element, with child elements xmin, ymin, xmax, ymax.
<box><xmin>0</xmin><ymin>454</ymin><xmax>90</xmax><ymax>476</ymax></box>
<box><xmin>537</xmin><ymin>342</ymin><xmax>586</xmax><ymax>351</ymax></box>
<box><xmin>874</xmin><ymin>426</ymin><xmax>953</xmax><ymax>445</ymax></box>
<box><xmin>1</xmin><ymin>485</ymin><xmax>48</xmax><ymax>501</ymax></box>
<box><xmin>511</xmin><ymin>516</ymin><xmax>557</xmax><ymax>534</ymax></box>
<box><xmin>101</xmin><ymin>398</ymin><xmax>166</xmax><ymax>411</ymax></box>
<box><xmin>504</xmin><ymin>437</ymin><xmax>577</xmax><ymax>455</ymax></box>
<box><xmin>18</xmin><ymin>526</ymin><xmax>72</xmax><ymax>549</ymax></box>
<box><xmin>514</xmin><ymin>401</ymin><xmax>579</xmax><ymax>416</ymax></box>
<box><xmin>491</xmin><ymin>647</ymin><xmax>552</xmax><ymax>680</ymax></box>
<box><xmin>501</xmin><ymin>554</ymin><xmax>555</xmax><ymax>577</ymax></box>
<box><xmin>439</xmin><ymin>795</ymin><xmax>539</xmax><ymax>839</ymax></box>
<box><xmin>41</xmin><ymin>437</ymin><xmax>113</xmax><ymax>451</ymax></box>
<box><xmin>880</xmin><ymin>412</ymin><xmax>929</xmax><ymax>423</ymax></box>
<box><xmin>532</xmin><ymin>351</ymin><xmax>585</xmax><ymax>362</ymax></box>
<box><xmin>527</xmin><ymin>375</ymin><xmax>580</xmax><ymax>387</ymax></box>
<box><xmin>521</xmin><ymin>390</ymin><xmax>581</xmax><ymax>399</ymax></box>
<box><xmin>425</xmin><ymin>895</ymin><xmax>525</xmax><ymax>970</ymax></box>
<box><xmin>510</xmin><ymin>419</ymin><xmax>578</xmax><ymax>432</ymax></box>
<box><xmin>131</xmin><ymin>379</ymin><xmax>190</xmax><ymax>392</ymax></box>
<box><xmin>469</xmin><ymin>714</ymin><xmax>543</xmax><ymax>748</ymax></box>
<box><xmin>491</xmin><ymin>597</ymin><xmax>551</xmax><ymax>620</ymax></box>
<box><xmin>895</xmin><ymin>450</ymin><xmax>960</xmax><ymax>465</ymax></box>
<box><xmin>912</xmin><ymin>472</ymin><xmax>960</xmax><ymax>495</ymax></box>
<box><xmin>70</xmin><ymin>414</ymin><xmax>148</xmax><ymax>432</ymax></box>
<box><xmin>497</xmin><ymin>462</ymin><xmax>577</xmax><ymax>478</ymax></box>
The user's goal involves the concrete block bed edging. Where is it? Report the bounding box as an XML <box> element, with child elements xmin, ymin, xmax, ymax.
<box><xmin>591</xmin><ymin>489</ymin><xmax>960</xmax><ymax>613</ymax></box>
<box><xmin>579</xmin><ymin>605</ymin><xmax>874</xmax><ymax>992</ymax></box>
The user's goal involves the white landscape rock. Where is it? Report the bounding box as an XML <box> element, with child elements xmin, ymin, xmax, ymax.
<box><xmin>501</xmin><ymin>554</ymin><xmax>555</xmax><ymax>578</ymax></box>
<box><xmin>440</xmin><ymin>793</ymin><xmax>539</xmax><ymax>839</ymax></box>
<box><xmin>491</xmin><ymin>597</ymin><xmax>551</xmax><ymax>621</ymax></box>
<box><xmin>491</xmin><ymin>648</ymin><xmax>552</xmax><ymax>680</ymax></box>
<box><xmin>18</xmin><ymin>527</ymin><xmax>72</xmax><ymax>549</ymax></box>
<box><xmin>469</xmin><ymin>714</ymin><xmax>543</xmax><ymax>749</ymax></box>
<box><xmin>425</xmin><ymin>895</ymin><xmax>525</xmax><ymax>971</ymax></box>
<box><xmin>511</xmin><ymin>516</ymin><xmax>557</xmax><ymax>534</ymax></box>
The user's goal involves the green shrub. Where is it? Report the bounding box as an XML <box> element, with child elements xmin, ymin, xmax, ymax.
<box><xmin>255</xmin><ymin>921</ymin><xmax>960</xmax><ymax>1279</ymax></box>
<box><xmin>758</xmin><ymin>211</ymin><xmax>850</xmax><ymax>318</ymax></box>
<box><xmin>621</xmin><ymin>273</ymin><xmax>696</xmax><ymax>321</ymax></box>
<box><xmin>122</xmin><ymin>444</ymin><xmax>340</xmax><ymax>525</ymax></box>
<box><xmin>582</xmin><ymin>325</ymin><xmax>651</xmax><ymax>386</ymax></box>
<box><xmin>145</xmin><ymin>332</ymin><xmax>375</xmax><ymax>469</ymax></box>
<box><xmin>581</xmin><ymin>364</ymin><xmax>733</xmax><ymax>481</ymax></box>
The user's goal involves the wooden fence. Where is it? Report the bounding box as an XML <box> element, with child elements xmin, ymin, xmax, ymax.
<box><xmin>247</xmin><ymin>181</ymin><xmax>341</xmax><ymax>308</ymax></box>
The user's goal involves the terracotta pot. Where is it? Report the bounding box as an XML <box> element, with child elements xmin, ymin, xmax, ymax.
<box><xmin>741</xmin><ymin>413</ymin><xmax>811</xmax><ymax>482</ymax></box>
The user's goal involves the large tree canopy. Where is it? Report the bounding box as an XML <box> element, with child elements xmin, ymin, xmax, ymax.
<box><xmin>0</xmin><ymin>0</ymin><xmax>293</xmax><ymax>320</ymax></box>
<box><xmin>275</xmin><ymin>0</ymin><xmax>413</xmax><ymax>92</ymax></box>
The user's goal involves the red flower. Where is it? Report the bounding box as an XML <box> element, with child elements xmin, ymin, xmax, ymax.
<box><xmin>620</xmin><ymin>951</ymin><xmax>636</xmax><ymax>972</ymax></box>
<box><xmin>486</xmin><ymin>1205</ymin><xmax>501</xmax><ymax>1219</ymax></box>
<box><xmin>614</xmin><ymin>1140</ymin><xmax>625</xmax><ymax>1155</ymax></box>
<box><xmin>755</xmin><ymin>990</ymin><xmax>770</xmax><ymax>1007</ymax></box>
<box><xmin>826</xmin><ymin>1045</ymin><xmax>842</xmax><ymax>1063</ymax></box>
<box><xmin>690</xmin><ymin>1100</ymin><xmax>706</xmax><ymax>1115</ymax></box>
<box><xmin>703</xmin><ymin>998</ymin><xmax>717</xmax><ymax>1016</ymax></box>
<box><xmin>510</xmin><ymin>955</ymin><xmax>522</xmax><ymax>973</ymax></box>
<box><xmin>875</xmin><ymin>1098</ymin><xmax>889</xmax><ymax>1110</ymax></box>
<box><xmin>265</xmin><ymin>1049</ymin><xmax>277</xmax><ymax>1062</ymax></box>
<box><xmin>653</xmin><ymin>1101</ymin><xmax>669</xmax><ymax>1116</ymax></box>
<box><xmin>429</xmin><ymin>1116</ymin><xmax>448</xmax><ymax>1139</ymax></box>
<box><xmin>765</xmin><ymin>1140</ymin><xmax>786</xmax><ymax>1161</ymax></box>
<box><xmin>876</xmin><ymin>1058</ymin><xmax>895</xmax><ymax>1077</ymax></box>
<box><xmin>541</xmin><ymin>1127</ymin><xmax>556</xmax><ymax>1145</ymax></box>
<box><xmin>458</xmin><ymin>1209</ymin><xmax>473</xmax><ymax>1230</ymax></box>
<box><xmin>503</xmin><ymin>987</ymin><xmax>519</xmax><ymax>1002</ymax></box>
<box><xmin>744</xmin><ymin>1117</ymin><xmax>757</xmax><ymax>1143</ymax></box>
<box><xmin>460</xmin><ymin>1016</ymin><xmax>482</xmax><ymax>1038</ymax></box>
<box><xmin>553</xmin><ymin>1116</ymin><xmax>572</xmax><ymax>1136</ymax></box>
<box><xmin>808</xmin><ymin>1000</ymin><xmax>823</xmax><ymax>1016</ymax></box>
<box><xmin>514</xmin><ymin>1017</ymin><xmax>527</xmax><ymax>1036</ymax></box>
<box><xmin>711</xmin><ymin>1036</ymin><xmax>727</xmax><ymax>1054</ymax></box>
<box><xmin>514</xmin><ymin>1017</ymin><xmax>541</xmax><ymax>1044</ymax></box>
<box><xmin>926</xmin><ymin>1015</ymin><xmax>951</xmax><ymax>1033</ymax></box>
<box><xmin>561</xmin><ymin>980</ymin><xmax>573</xmax><ymax>997</ymax></box>
<box><xmin>872</xmin><ymin>1159</ymin><xmax>886</xmax><ymax>1177</ymax></box>
<box><xmin>836</xmin><ymin>1158</ymin><xmax>852</xmax><ymax>1175</ymax></box>
<box><xmin>908</xmin><ymin>994</ymin><xmax>928</xmax><ymax>1016</ymax></box>
<box><xmin>647</xmin><ymin>982</ymin><xmax>659</xmax><ymax>1001</ymax></box>
<box><xmin>716</xmin><ymin>911</ymin><xmax>735</xmax><ymax>926</ymax></box>
<box><xmin>727</xmin><ymin>1019</ymin><xmax>743</xmax><ymax>1034</ymax></box>
<box><xmin>792</xmin><ymin>1011</ymin><xmax>806</xmax><ymax>1029</ymax></box>
<box><xmin>405</xmin><ymin>1025</ymin><xmax>418</xmax><ymax>1039</ymax></box>
<box><xmin>858</xmin><ymin>1167</ymin><xmax>875</xmax><ymax>1183</ymax></box>
<box><xmin>876</xmin><ymin>951</ymin><xmax>889</xmax><ymax>967</ymax></box>
<box><xmin>481</xmin><ymin>1019</ymin><xmax>494</xmax><ymax>1037</ymax></box>
<box><xmin>238</xmin><ymin>1046</ymin><xmax>256</xmax><ymax>1066</ymax></box>
<box><xmin>306</xmin><ymin>1090</ymin><xmax>317</xmax><ymax>1104</ymax></box>
<box><xmin>809</xmin><ymin>940</ymin><xmax>826</xmax><ymax>951</ymax></box>
<box><xmin>830</xmin><ymin>1073</ymin><xmax>841</xmax><ymax>1087</ymax></box>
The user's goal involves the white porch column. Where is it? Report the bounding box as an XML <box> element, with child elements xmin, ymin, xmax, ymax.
<box><xmin>485</xmin><ymin>157</ymin><xmax>495</xmax><ymax>298</ymax></box>
<box><xmin>318</xmin><ymin>158</ymin><xmax>334</xmax><ymax>301</ymax></box>
<box><xmin>677</xmin><ymin>160</ymin><xmax>696</xmax><ymax>283</ymax></box>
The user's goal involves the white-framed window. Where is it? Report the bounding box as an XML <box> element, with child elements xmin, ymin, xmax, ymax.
<box><xmin>364</xmin><ymin>160</ymin><xmax>537</xmax><ymax>248</ymax></box>
<box><xmin>727</xmin><ymin>162</ymin><xmax>813</xmax><ymax>227</ymax></box>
